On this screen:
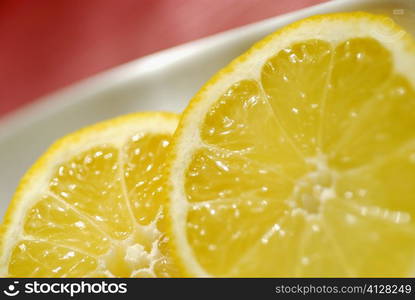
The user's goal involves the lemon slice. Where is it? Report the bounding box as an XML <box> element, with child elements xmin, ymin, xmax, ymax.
<box><xmin>0</xmin><ymin>112</ymin><xmax>179</xmax><ymax>277</ymax></box>
<box><xmin>167</xmin><ymin>13</ymin><xmax>415</xmax><ymax>277</ymax></box>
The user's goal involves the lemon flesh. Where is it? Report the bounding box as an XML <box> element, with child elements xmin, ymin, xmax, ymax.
<box><xmin>169</xmin><ymin>13</ymin><xmax>415</xmax><ymax>277</ymax></box>
<box><xmin>0</xmin><ymin>113</ymin><xmax>179</xmax><ymax>277</ymax></box>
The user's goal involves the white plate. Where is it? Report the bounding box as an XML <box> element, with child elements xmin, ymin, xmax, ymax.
<box><xmin>0</xmin><ymin>0</ymin><xmax>413</xmax><ymax>218</ymax></box>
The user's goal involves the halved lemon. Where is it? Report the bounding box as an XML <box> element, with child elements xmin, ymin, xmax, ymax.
<box><xmin>0</xmin><ymin>112</ymin><xmax>179</xmax><ymax>277</ymax></box>
<box><xmin>167</xmin><ymin>12</ymin><xmax>415</xmax><ymax>277</ymax></box>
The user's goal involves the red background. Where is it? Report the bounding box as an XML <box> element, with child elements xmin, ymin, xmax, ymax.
<box><xmin>0</xmin><ymin>0</ymin><xmax>326</xmax><ymax>118</ymax></box>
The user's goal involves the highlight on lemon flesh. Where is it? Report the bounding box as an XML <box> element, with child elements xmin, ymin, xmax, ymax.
<box><xmin>0</xmin><ymin>112</ymin><xmax>179</xmax><ymax>277</ymax></box>
<box><xmin>167</xmin><ymin>12</ymin><xmax>415</xmax><ymax>277</ymax></box>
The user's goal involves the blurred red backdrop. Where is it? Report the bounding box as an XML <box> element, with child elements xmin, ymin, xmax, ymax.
<box><xmin>0</xmin><ymin>0</ymin><xmax>326</xmax><ymax>118</ymax></box>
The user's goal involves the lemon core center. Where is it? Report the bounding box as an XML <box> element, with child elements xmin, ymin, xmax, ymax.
<box><xmin>292</xmin><ymin>156</ymin><xmax>336</xmax><ymax>215</ymax></box>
